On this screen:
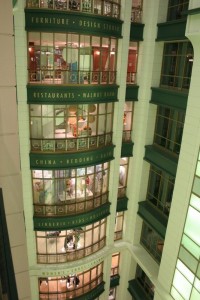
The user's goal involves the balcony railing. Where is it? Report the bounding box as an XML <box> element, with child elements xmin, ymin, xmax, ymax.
<box><xmin>126</xmin><ymin>72</ymin><xmax>137</xmax><ymax>84</ymax></box>
<box><xmin>39</xmin><ymin>274</ymin><xmax>104</xmax><ymax>299</ymax></box>
<box><xmin>131</xmin><ymin>5</ymin><xmax>142</xmax><ymax>23</ymax></box>
<box><xmin>34</xmin><ymin>191</ymin><xmax>109</xmax><ymax>216</ymax></box>
<box><xmin>29</xmin><ymin>69</ymin><xmax>117</xmax><ymax>85</ymax></box>
<box><xmin>31</xmin><ymin>132</ymin><xmax>113</xmax><ymax>153</ymax></box>
<box><xmin>122</xmin><ymin>130</ymin><xmax>131</xmax><ymax>142</ymax></box>
<box><xmin>37</xmin><ymin>237</ymin><xmax>106</xmax><ymax>263</ymax></box>
<box><xmin>26</xmin><ymin>0</ymin><xmax>121</xmax><ymax>19</ymax></box>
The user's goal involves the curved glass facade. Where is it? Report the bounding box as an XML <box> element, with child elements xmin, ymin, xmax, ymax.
<box><xmin>30</xmin><ymin>103</ymin><xmax>113</xmax><ymax>152</ymax></box>
<box><xmin>38</xmin><ymin>262</ymin><xmax>104</xmax><ymax>298</ymax></box>
<box><xmin>32</xmin><ymin>163</ymin><xmax>109</xmax><ymax>216</ymax></box>
<box><xmin>28</xmin><ymin>32</ymin><xmax>117</xmax><ymax>85</ymax></box>
<box><xmin>36</xmin><ymin>220</ymin><xmax>106</xmax><ymax>263</ymax></box>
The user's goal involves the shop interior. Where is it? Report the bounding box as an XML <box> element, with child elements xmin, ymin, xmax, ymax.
<box><xmin>32</xmin><ymin>165</ymin><xmax>109</xmax><ymax>204</ymax></box>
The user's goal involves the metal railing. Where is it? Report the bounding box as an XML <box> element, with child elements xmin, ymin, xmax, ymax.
<box><xmin>37</xmin><ymin>237</ymin><xmax>106</xmax><ymax>263</ymax></box>
<box><xmin>30</xmin><ymin>132</ymin><xmax>113</xmax><ymax>153</ymax></box>
<box><xmin>34</xmin><ymin>192</ymin><xmax>109</xmax><ymax>216</ymax></box>
<box><xmin>26</xmin><ymin>0</ymin><xmax>121</xmax><ymax>19</ymax></box>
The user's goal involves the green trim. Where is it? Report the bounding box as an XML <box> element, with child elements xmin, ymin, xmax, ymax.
<box><xmin>128</xmin><ymin>279</ymin><xmax>152</xmax><ymax>300</ymax></box>
<box><xmin>117</xmin><ymin>196</ymin><xmax>128</xmax><ymax>212</ymax></box>
<box><xmin>0</xmin><ymin>189</ymin><xmax>19</xmax><ymax>299</ymax></box>
<box><xmin>156</xmin><ymin>19</ymin><xmax>187</xmax><ymax>41</ymax></box>
<box><xmin>27</xmin><ymin>84</ymin><xmax>119</xmax><ymax>104</ymax></box>
<box><xmin>12</xmin><ymin>0</ymin><xmax>17</xmax><ymax>7</ymax></box>
<box><xmin>130</xmin><ymin>23</ymin><xmax>144</xmax><ymax>41</ymax></box>
<box><xmin>144</xmin><ymin>145</ymin><xmax>178</xmax><ymax>177</ymax></box>
<box><xmin>150</xmin><ymin>87</ymin><xmax>188</xmax><ymax>111</ymax></box>
<box><xmin>34</xmin><ymin>202</ymin><xmax>110</xmax><ymax>230</ymax></box>
<box><xmin>25</xmin><ymin>9</ymin><xmax>123</xmax><ymax>38</ymax></box>
<box><xmin>125</xmin><ymin>85</ymin><xmax>139</xmax><ymax>101</ymax></box>
<box><xmin>72</xmin><ymin>281</ymin><xmax>105</xmax><ymax>300</ymax></box>
<box><xmin>121</xmin><ymin>141</ymin><xmax>134</xmax><ymax>157</ymax></box>
<box><xmin>110</xmin><ymin>274</ymin><xmax>120</xmax><ymax>287</ymax></box>
<box><xmin>184</xmin><ymin>8</ymin><xmax>200</xmax><ymax>16</ymax></box>
<box><xmin>30</xmin><ymin>145</ymin><xmax>115</xmax><ymax>169</ymax></box>
<box><xmin>137</xmin><ymin>201</ymin><xmax>167</xmax><ymax>239</ymax></box>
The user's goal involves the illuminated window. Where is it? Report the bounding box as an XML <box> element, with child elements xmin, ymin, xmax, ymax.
<box><xmin>114</xmin><ymin>212</ymin><xmax>124</xmax><ymax>241</ymax></box>
<box><xmin>30</xmin><ymin>103</ymin><xmax>114</xmax><ymax>152</ymax></box>
<box><xmin>28</xmin><ymin>32</ymin><xmax>117</xmax><ymax>85</ymax></box>
<box><xmin>118</xmin><ymin>157</ymin><xmax>129</xmax><ymax>198</ymax></box>
<box><xmin>36</xmin><ymin>220</ymin><xmax>106</xmax><ymax>263</ymax></box>
<box><xmin>32</xmin><ymin>164</ymin><xmax>109</xmax><ymax>214</ymax></box>
<box><xmin>126</xmin><ymin>42</ymin><xmax>139</xmax><ymax>84</ymax></box>
<box><xmin>38</xmin><ymin>262</ymin><xmax>104</xmax><ymax>298</ymax></box>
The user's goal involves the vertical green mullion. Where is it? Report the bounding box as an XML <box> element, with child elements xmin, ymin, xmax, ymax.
<box><xmin>177</xmin><ymin>42</ymin><xmax>187</xmax><ymax>89</ymax></box>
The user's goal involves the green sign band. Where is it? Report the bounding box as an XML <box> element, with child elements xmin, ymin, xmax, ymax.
<box><xmin>34</xmin><ymin>202</ymin><xmax>110</xmax><ymax>230</ymax></box>
<box><xmin>25</xmin><ymin>9</ymin><xmax>123</xmax><ymax>38</ymax></box>
<box><xmin>30</xmin><ymin>145</ymin><xmax>115</xmax><ymax>169</ymax></box>
<box><xmin>27</xmin><ymin>84</ymin><xmax>119</xmax><ymax>104</ymax></box>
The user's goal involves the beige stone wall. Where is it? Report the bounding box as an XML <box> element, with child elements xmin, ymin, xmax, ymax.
<box><xmin>0</xmin><ymin>0</ymin><xmax>31</xmax><ymax>299</ymax></box>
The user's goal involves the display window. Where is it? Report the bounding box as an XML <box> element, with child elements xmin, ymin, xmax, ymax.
<box><xmin>30</xmin><ymin>103</ymin><xmax>114</xmax><ymax>152</ymax></box>
<box><xmin>118</xmin><ymin>157</ymin><xmax>129</xmax><ymax>198</ymax></box>
<box><xmin>28</xmin><ymin>32</ymin><xmax>117</xmax><ymax>85</ymax></box>
<box><xmin>36</xmin><ymin>220</ymin><xmax>106</xmax><ymax>263</ymax></box>
<box><xmin>38</xmin><ymin>263</ymin><xmax>103</xmax><ymax>298</ymax></box>
<box><xmin>126</xmin><ymin>42</ymin><xmax>138</xmax><ymax>84</ymax></box>
<box><xmin>32</xmin><ymin>163</ymin><xmax>109</xmax><ymax>215</ymax></box>
<box><xmin>26</xmin><ymin>0</ymin><xmax>121</xmax><ymax>18</ymax></box>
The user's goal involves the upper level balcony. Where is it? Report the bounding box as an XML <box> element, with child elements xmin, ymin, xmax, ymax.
<box><xmin>26</xmin><ymin>0</ymin><xmax>121</xmax><ymax>19</ymax></box>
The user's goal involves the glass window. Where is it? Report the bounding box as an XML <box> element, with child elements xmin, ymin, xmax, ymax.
<box><xmin>32</xmin><ymin>164</ymin><xmax>109</xmax><ymax>206</ymax></box>
<box><xmin>154</xmin><ymin>106</ymin><xmax>185</xmax><ymax>155</ymax></box>
<box><xmin>118</xmin><ymin>157</ymin><xmax>129</xmax><ymax>198</ymax></box>
<box><xmin>28</xmin><ymin>32</ymin><xmax>118</xmax><ymax>85</ymax></box>
<box><xmin>123</xmin><ymin>102</ymin><xmax>133</xmax><ymax>141</ymax></box>
<box><xmin>108</xmin><ymin>287</ymin><xmax>117</xmax><ymax>300</ymax></box>
<box><xmin>135</xmin><ymin>264</ymin><xmax>155</xmax><ymax>299</ymax></box>
<box><xmin>39</xmin><ymin>262</ymin><xmax>104</xmax><ymax>298</ymax></box>
<box><xmin>131</xmin><ymin>0</ymin><xmax>143</xmax><ymax>22</ymax></box>
<box><xmin>147</xmin><ymin>166</ymin><xmax>175</xmax><ymax>216</ymax></box>
<box><xmin>26</xmin><ymin>0</ymin><xmax>121</xmax><ymax>18</ymax></box>
<box><xmin>160</xmin><ymin>41</ymin><xmax>193</xmax><ymax>91</ymax></box>
<box><xmin>36</xmin><ymin>220</ymin><xmax>106</xmax><ymax>263</ymax></box>
<box><xmin>140</xmin><ymin>222</ymin><xmax>164</xmax><ymax>264</ymax></box>
<box><xmin>114</xmin><ymin>212</ymin><xmax>124</xmax><ymax>241</ymax></box>
<box><xmin>126</xmin><ymin>42</ymin><xmax>138</xmax><ymax>84</ymax></box>
<box><xmin>110</xmin><ymin>252</ymin><xmax>120</xmax><ymax>276</ymax></box>
<box><xmin>30</xmin><ymin>103</ymin><xmax>114</xmax><ymax>152</ymax></box>
<box><xmin>167</xmin><ymin>0</ymin><xmax>189</xmax><ymax>21</ymax></box>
